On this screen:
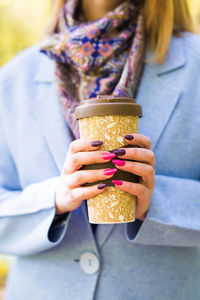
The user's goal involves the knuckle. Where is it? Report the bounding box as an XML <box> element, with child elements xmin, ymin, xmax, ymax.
<box><xmin>148</xmin><ymin>166</ymin><xmax>155</xmax><ymax>177</ymax></box>
<box><xmin>69</xmin><ymin>173</ymin><xmax>79</xmax><ymax>187</ymax></box>
<box><xmin>130</xmin><ymin>162</ymin><xmax>140</xmax><ymax>173</ymax></box>
<box><xmin>67</xmin><ymin>190</ymin><xmax>75</xmax><ymax>202</ymax></box>
<box><xmin>70</xmin><ymin>188</ymin><xmax>83</xmax><ymax>201</ymax></box>
<box><xmin>74</xmin><ymin>171</ymin><xmax>82</xmax><ymax>185</ymax></box>
<box><xmin>78</xmin><ymin>189</ymin><xmax>86</xmax><ymax>200</ymax></box>
<box><xmin>149</xmin><ymin>150</ymin><xmax>155</xmax><ymax>161</ymax></box>
<box><xmin>138</xmin><ymin>185</ymin><xmax>147</xmax><ymax>198</ymax></box>
<box><xmin>69</xmin><ymin>140</ymin><xmax>76</xmax><ymax>153</ymax></box>
<box><xmin>71</xmin><ymin>153</ymin><xmax>79</xmax><ymax>167</ymax></box>
<box><xmin>153</xmin><ymin>154</ymin><xmax>156</xmax><ymax>165</ymax></box>
<box><xmin>147</xmin><ymin>137</ymin><xmax>151</xmax><ymax>149</ymax></box>
<box><xmin>69</xmin><ymin>140</ymin><xmax>78</xmax><ymax>153</ymax></box>
<box><xmin>62</xmin><ymin>165</ymin><xmax>69</xmax><ymax>175</ymax></box>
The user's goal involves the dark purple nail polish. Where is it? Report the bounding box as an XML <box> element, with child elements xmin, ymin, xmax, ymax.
<box><xmin>91</xmin><ymin>140</ymin><xmax>103</xmax><ymax>147</ymax></box>
<box><xmin>112</xmin><ymin>149</ymin><xmax>126</xmax><ymax>156</ymax></box>
<box><xmin>98</xmin><ymin>183</ymin><xmax>107</xmax><ymax>190</ymax></box>
<box><xmin>124</xmin><ymin>134</ymin><xmax>134</xmax><ymax>141</ymax></box>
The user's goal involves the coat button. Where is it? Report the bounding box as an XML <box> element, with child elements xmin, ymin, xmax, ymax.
<box><xmin>80</xmin><ymin>252</ymin><xmax>100</xmax><ymax>274</ymax></box>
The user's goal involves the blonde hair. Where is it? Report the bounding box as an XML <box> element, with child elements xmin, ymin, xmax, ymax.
<box><xmin>46</xmin><ymin>0</ymin><xmax>194</xmax><ymax>63</ymax></box>
<box><xmin>144</xmin><ymin>0</ymin><xmax>193</xmax><ymax>62</ymax></box>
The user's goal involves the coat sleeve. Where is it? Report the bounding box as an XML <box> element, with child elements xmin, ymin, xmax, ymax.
<box><xmin>126</xmin><ymin>174</ymin><xmax>200</xmax><ymax>247</ymax></box>
<box><xmin>0</xmin><ymin>117</ymin><xmax>71</xmax><ymax>256</ymax></box>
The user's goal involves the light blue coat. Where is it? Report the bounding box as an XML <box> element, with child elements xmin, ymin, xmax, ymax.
<box><xmin>0</xmin><ymin>33</ymin><xmax>200</xmax><ymax>300</ymax></box>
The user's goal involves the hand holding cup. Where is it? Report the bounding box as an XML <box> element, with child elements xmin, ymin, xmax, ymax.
<box><xmin>55</xmin><ymin>139</ymin><xmax>116</xmax><ymax>214</ymax></box>
<box><xmin>112</xmin><ymin>133</ymin><xmax>155</xmax><ymax>221</ymax></box>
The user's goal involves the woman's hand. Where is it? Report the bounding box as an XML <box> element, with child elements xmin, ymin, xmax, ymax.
<box><xmin>112</xmin><ymin>134</ymin><xmax>155</xmax><ymax>221</ymax></box>
<box><xmin>55</xmin><ymin>139</ymin><xmax>117</xmax><ymax>215</ymax></box>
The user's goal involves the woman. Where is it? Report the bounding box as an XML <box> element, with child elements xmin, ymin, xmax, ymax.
<box><xmin>0</xmin><ymin>0</ymin><xmax>200</xmax><ymax>299</ymax></box>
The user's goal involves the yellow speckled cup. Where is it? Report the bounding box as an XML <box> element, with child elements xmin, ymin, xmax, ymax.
<box><xmin>75</xmin><ymin>95</ymin><xmax>142</xmax><ymax>224</ymax></box>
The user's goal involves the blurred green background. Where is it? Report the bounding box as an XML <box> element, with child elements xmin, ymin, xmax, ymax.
<box><xmin>0</xmin><ymin>0</ymin><xmax>200</xmax><ymax>298</ymax></box>
<box><xmin>0</xmin><ymin>0</ymin><xmax>200</xmax><ymax>66</ymax></box>
<box><xmin>0</xmin><ymin>0</ymin><xmax>52</xmax><ymax>66</ymax></box>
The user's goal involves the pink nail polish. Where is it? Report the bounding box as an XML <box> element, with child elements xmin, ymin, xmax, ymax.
<box><xmin>104</xmin><ymin>168</ymin><xmax>117</xmax><ymax>176</ymax></box>
<box><xmin>112</xmin><ymin>180</ymin><xmax>123</xmax><ymax>186</ymax></box>
<box><xmin>102</xmin><ymin>153</ymin><xmax>116</xmax><ymax>160</ymax></box>
<box><xmin>112</xmin><ymin>159</ymin><xmax>125</xmax><ymax>166</ymax></box>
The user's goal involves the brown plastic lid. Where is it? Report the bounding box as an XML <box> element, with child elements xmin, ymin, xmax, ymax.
<box><xmin>75</xmin><ymin>95</ymin><xmax>142</xmax><ymax>119</ymax></box>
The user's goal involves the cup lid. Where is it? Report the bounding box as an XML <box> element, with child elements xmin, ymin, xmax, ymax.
<box><xmin>75</xmin><ymin>95</ymin><xmax>142</xmax><ymax>119</ymax></box>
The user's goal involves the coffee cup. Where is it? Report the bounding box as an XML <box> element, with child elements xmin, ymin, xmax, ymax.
<box><xmin>75</xmin><ymin>95</ymin><xmax>142</xmax><ymax>224</ymax></box>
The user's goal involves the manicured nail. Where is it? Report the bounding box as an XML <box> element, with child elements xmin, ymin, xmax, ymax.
<box><xmin>98</xmin><ymin>183</ymin><xmax>107</xmax><ymax>189</ymax></box>
<box><xmin>102</xmin><ymin>153</ymin><xmax>116</xmax><ymax>160</ymax></box>
<box><xmin>91</xmin><ymin>140</ymin><xmax>103</xmax><ymax>147</ymax></box>
<box><xmin>112</xmin><ymin>149</ymin><xmax>126</xmax><ymax>156</ymax></box>
<box><xmin>112</xmin><ymin>159</ymin><xmax>125</xmax><ymax>166</ymax></box>
<box><xmin>104</xmin><ymin>168</ymin><xmax>117</xmax><ymax>176</ymax></box>
<box><xmin>112</xmin><ymin>180</ymin><xmax>123</xmax><ymax>186</ymax></box>
<box><xmin>124</xmin><ymin>134</ymin><xmax>134</xmax><ymax>140</ymax></box>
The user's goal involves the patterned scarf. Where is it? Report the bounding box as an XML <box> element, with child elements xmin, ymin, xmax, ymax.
<box><xmin>40</xmin><ymin>0</ymin><xmax>144</xmax><ymax>139</ymax></box>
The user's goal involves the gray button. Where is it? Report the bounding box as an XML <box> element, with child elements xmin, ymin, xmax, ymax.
<box><xmin>80</xmin><ymin>252</ymin><xmax>100</xmax><ymax>274</ymax></box>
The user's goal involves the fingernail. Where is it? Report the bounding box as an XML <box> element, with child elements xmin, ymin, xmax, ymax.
<box><xmin>112</xmin><ymin>149</ymin><xmax>126</xmax><ymax>156</ymax></box>
<box><xmin>112</xmin><ymin>159</ymin><xmax>125</xmax><ymax>166</ymax></box>
<box><xmin>98</xmin><ymin>183</ymin><xmax>107</xmax><ymax>189</ymax></box>
<box><xmin>124</xmin><ymin>134</ymin><xmax>134</xmax><ymax>140</ymax></box>
<box><xmin>91</xmin><ymin>140</ymin><xmax>103</xmax><ymax>147</ymax></box>
<box><xmin>104</xmin><ymin>168</ymin><xmax>117</xmax><ymax>176</ymax></box>
<box><xmin>112</xmin><ymin>180</ymin><xmax>123</xmax><ymax>186</ymax></box>
<box><xmin>102</xmin><ymin>153</ymin><xmax>116</xmax><ymax>160</ymax></box>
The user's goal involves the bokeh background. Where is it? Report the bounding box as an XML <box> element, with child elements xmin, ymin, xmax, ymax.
<box><xmin>0</xmin><ymin>0</ymin><xmax>52</xmax><ymax>66</ymax></box>
<box><xmin>0</xmin><ymin>0</ymin><xmax>200</xmax><ymax>67</ymax></box>
<box><xmin>0</xmin><ymin>0</ymin><xmax>200</xmax><ymax>299</ymax></box>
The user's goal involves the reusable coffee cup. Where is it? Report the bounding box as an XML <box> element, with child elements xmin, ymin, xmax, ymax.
<box><xmin>75</xmin><ymin>95</ymin><xmax>142</xmax><ymax>224</ymax></box>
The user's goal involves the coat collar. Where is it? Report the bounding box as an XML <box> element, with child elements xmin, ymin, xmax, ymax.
<box><xmin>34</xmin><ymin>35</ymin><xmax>186</xmax><ymax>82</ymax></box>
<box><xmin>147</xmin><ymin>36</ymin><xmax>185</xmax><ymax>76</ymax></box>
<box><xmin>33</xmin><ymin>50</ymin><xmax>55</xmax><ymax>83</ymax></box>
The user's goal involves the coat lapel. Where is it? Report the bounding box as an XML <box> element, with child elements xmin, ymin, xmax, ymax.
<box><xmin>136</xmin><ymin>36</ymin><xmax>185</xmax><ymax>151</ymax></box>
<box><xmin>136</xmin><ymin>66</ymin><xmax>182</xmax><ymax>151</ymax></box>
<box><xmin>32</xmin><ymin>56</ymin><xmax>74</xmax><ymax>172</ymax></box>
<box><xmin>31</xmin><ymin>82</ymin><xmax>74</xmax><ymax>172</ymax></box>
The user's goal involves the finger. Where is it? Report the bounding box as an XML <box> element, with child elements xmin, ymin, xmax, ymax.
<box><xmin>70</xmin><ymin>183</ymin><xmax>107</xmax><ymax>202</ymax></box>
<box><xmin>113</xmin><ymin>148</ymin><xmax>155</xmax><ymax>167</ymax></box>
<box><xmin>112</xmin><ymin>159</ymin><xmax>155</xmax><ymax>186</ymax></box>
<box><xmin>67</xmin><ymin>168</ymin><xmax>117</xmax><ymax>188</ymax></box>
<box><xmin>124</xmin><ymin>134</ymin><xmax>151</xmax><ymax>150</ymax></box>
<box><xmin>64</xmin><ymin>151</ymin><xmax>116</xmax><ymax>174</ymax></box>
<box><xmin>112</xmin><ymin>180</ymin><xmax>149</xmax><ymax>200</ymax></box>
<box><xmin>69</xmin><ymin>138</ymin><xmax>104</xmax><ymax>154</ymax></box>
<box><xmin>60</xmin><ymin>183</ymin><xmax>107</xmax><ymax>212</ymax></box>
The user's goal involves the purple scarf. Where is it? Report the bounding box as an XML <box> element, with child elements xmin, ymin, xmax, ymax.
<box><xmin>40</xmin><ymin>0</ymin><xmax>144</xmax><ymax>138</ymax></box>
